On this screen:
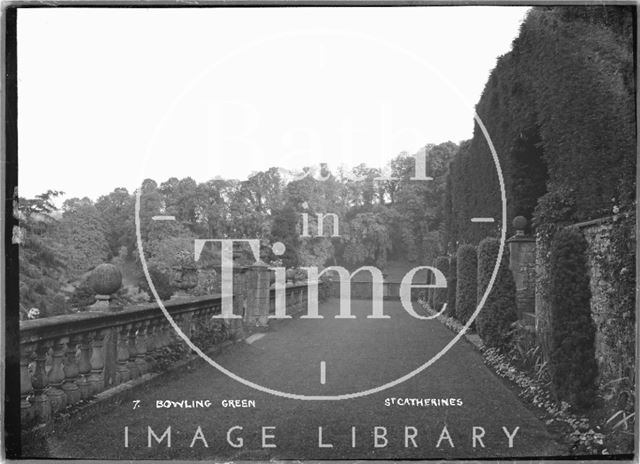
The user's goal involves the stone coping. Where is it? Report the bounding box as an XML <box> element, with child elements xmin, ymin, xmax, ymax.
<box><xmin>569</xmin><ymin>215</ymin><xmax>613</xmax><ymax>229</ymax></box>
<box><xmin>507</xmin><ymin>234</ymin><xmax>536</xmax><ymax>243</ymax></box>
<box><xmin>19</xmin><ymin>295</ymin><xmax>223</xmax><ymax>345</ymax></box>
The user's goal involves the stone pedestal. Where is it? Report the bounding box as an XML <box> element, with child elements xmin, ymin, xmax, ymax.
<box><xmin>244</xmin><ymin>262</ymin><xmax>270</xmax><ymax>329</ymax></box>
<box><xmin>507</xmin><ymin>234</ymin><xmax>536</xmax><ymax>320</ymax></box>
<box><xmin>230</xmin><ymin>267</ymin><xmax>248</xmax><ymax>340</ymax></box>
<box><xmin>88</xmin><ymin>294</ymin><xmax>114</xmax><ymax>312</ymax></box>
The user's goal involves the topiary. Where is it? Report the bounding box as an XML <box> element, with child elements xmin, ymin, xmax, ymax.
<box><xmin>446</xmin><ymin>255</ymin><xmax>457</xmax><ymax>317</ymax></box>
<box><xmin>138</xmin><ymin>266</ymin><xmax>174</xmax><ymax>301</ymax></box>
<box><xmin>433</xmin><ymin>256</ymin><xmax>449</xmax><ymax>312</ymax></box>
<box><xmin>548</xmin><ymin>227</ymin><xmax>598</xmax><ymax>409</ymax></box>
<box><xmin>476</xmin><ymin>237</ymin><xmax>518</xmax><ymax>350</ymax></box>
<box><xmin>455</xmin><ymin>244</ymin><xmax>478</xmax><ymax>328</ymax></box>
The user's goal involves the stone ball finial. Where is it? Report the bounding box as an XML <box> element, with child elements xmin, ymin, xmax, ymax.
<box><xmin>513</xmin><ymin>216</ymin><xmax>528</xmax><ymax>235</ymax></box>
<box><xmin>89</xmin><ymin>263</ymin><xmax>122</xmax><ymax>296</ymax></box>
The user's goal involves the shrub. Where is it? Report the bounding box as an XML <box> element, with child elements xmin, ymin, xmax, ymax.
<box><xmin>549</xmin><ymin>227</ymin><xmax>598</xmax><ymax>409</ymax></box>
<box><xmin>476</xmin><ymin>237</ymin><xmax>518</xmax><ymax>350</ymax></box>
<box><xmin>433</xmin><ymin>256</ymin><xmax>449</xmax><ymax>312</ymax></box>
<box><xmin>113</xmin><ymin>286</ymin><xmax>150</xmax><ymax>306</ymax></box>
<box><xmin>446</xmin><ymin>255</ymin><xmax>457</xmax><ymax>317</ymax></box>
<box><xmin>455</xmin><ymin>245</ymin><xmax>477</xmax><ymax>327</ymax></box>
<box><xmin>49</xmin><ymin>293</ymin><xmax>70</xmax><ymax>316</ymax></box>
<box><xmin>70</xmin><ymin>279</ymin><xmax>97</xmax><ymax>309</ymax></box>
<box><xmin>138</xmin><ymin>266</ymin><xmax>174</xmax><ymax>301</ymax></box>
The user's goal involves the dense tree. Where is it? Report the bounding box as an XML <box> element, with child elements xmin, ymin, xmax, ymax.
<box><xmin>343</xmin><ymin>209</ymin><xmax>393</xmax><ymax>269</ymax></box>
<box><xmin>17</xmin><ymin>190</ymin><xmax>67</xmax><ymax>317</ymax></box>
<box><xmin>270</xmin><ymin>206</ymin><xmax>300</xmax><ymax>267</ymax></box>
<box><xmin>53</xmin><ymin>198</ymin><xmax>110</xmax><ymax>280</ymax></box>
<box><xmin>95</xmin><ymin>187</ymin><xmax>136</xmax><ymax>257</ymax></box>
<box><xmin>444</xmin><ymin>6</ymin><xmax>635</xmax><ymax>247</ymax></box>
<box><xmin>22</xmin><ymin>147</ymin><xmax>460</xmax><ymax>316</ymax></box>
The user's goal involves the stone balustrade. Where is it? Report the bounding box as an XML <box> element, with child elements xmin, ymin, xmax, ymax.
<box><xmin>269</xmin><ymin>282</ymin><xmax>310</xmax><ymax>316</ymax></box>
<box><xmin>19</xmin><ymin>295</ymin><xmax>226</xmax><ymax>429</ymax></box>
<box><xmin>20</xmin><ymin>280</ymin><xmax>317</xmax><ymax>432</ymax></box>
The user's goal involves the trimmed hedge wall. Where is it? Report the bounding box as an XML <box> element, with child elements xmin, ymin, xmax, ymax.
<box><xmin>446</xmin><ymin>255</ymin><xmax>457</xmax><ymax>317</ymax></box>
<box><xmin>549</xmin><ymin>228</ymin><xmax>598</xmax><ymax>409</ymax></box>
<box><xmin>476</xmin><ymin>237</ymin><xmax>518</xmax><ymax>350</ymax></box>
<box><xmin>455</xmin><ymin>245</ymin><xmax>477</xmax><ymax>327</ymax></box>
<box><xmin>443</xmin><ymin>6</ymin><xmax>635</xmax><ymax>248</ymax></box>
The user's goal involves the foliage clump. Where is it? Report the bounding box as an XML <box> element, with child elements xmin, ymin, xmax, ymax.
<box><xmin>548</xmin><ymin>227</ymin><xmax>598</xmax><ymax>409</ymax></box>
<box><xmin>455</xmin><ymin>244</ymin><xmax>477</xmax><ymax>327</ymax></box>
<box><xmin>446</xmin><ymin>255</ymin><xmax>457</xmax><ymax>317</ymax></box>
<box><xmin>138</xmin><ymin>266</ymin><xmax>174</xmax><ymax>301</ymax></box>
<box><xmin>476</xmin><ymin>237</ymin><xmax>518</xmax><ymax>350</ymax></box>
<box><xmin>432</xmin><ymin>256</ymin><xmax>449</xmax><ymax>312</ymax></box>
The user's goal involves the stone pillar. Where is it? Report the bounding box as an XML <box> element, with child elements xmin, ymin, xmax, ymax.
<box><xmin>229</xmin><ymin>267</ymin><xmax>247</xmax><ymax>339</ymax></box>
<box><xmin>244</xmin><ymin>262</ymin><xmax>270</xmax><ymax>329</ymax></box>
<box><xmin>507</xmin><ymin>217</ymin><xmax>537</xmax><ymax>321</ymax></box>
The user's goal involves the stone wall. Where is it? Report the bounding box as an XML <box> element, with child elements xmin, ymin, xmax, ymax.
<box><xmin>535</xmin><ymin>217</ymin><xmax>630</xmax><ymax>387</ymax></box>
<box><xmin>534</xmin><ymin>238</ymin><xmax>553</xmax><ymax>361</ymax></box>
<box><xmin>578</xmin><ymin>218</ymin><xmax>620</xmax><ymax>385</ymax></box>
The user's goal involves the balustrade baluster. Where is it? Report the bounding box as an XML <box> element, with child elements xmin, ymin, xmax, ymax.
<box><xmin>169</xmin><ymin>314</ymin><xmax>181</xmax><ymax>345</ymax></box>
<box><xmin>20</xmin><ymin>343</ymin><xmax>35</xmax><ymax>424</ymax></box>
<box><xmin>32</xmin><ymin>341</ymin><xmax>52</xmax><ymax>424</ymax></box>
<box><xmin>198</xmin><ymin>308</ymin><xmax>209</xmax><ymax>336</ymax></box>
<box><xmin>76</xmin><ymin>333</ymin><xmax>92</xmax><ymax>400</ymax></box>
<box><xmin>127</xmin><ymin>324</ymin><xmax>140</xmax><ymax>380</ymax></box>
<box><xmin>20</xmin><ymin>296</ymin><xmax>223</xmax><ymax>432</ymax></box>
<box><xmin>116</xmin><ymin>325</ymin><xmax>131</xmax><ymax>384</ymax></box>
<box><xmin>135</xmin><ymin>321</ymin><xmax>149</xmax><ymax>376</ymax></box>
<box><xmin>183</xmin><ymin>312</ymin><xmax>193</xmax><ymax>339</ymax></box>
<box><xmin>160</xmin><ymin>320</ymin><xmax>171</xmax><ymax>348</ymax></box>
<box><xmin>62</xmin><ymin>334</ymin><xmax>81</xmax><ymax>405</ymax></box>
<box><xmin>46</xmin><ymin>337</ymin><xmax>67</xmax><ymax>413</ymax></box>
<box><xmin>145</xmin><ymin>319</ymin><xmax>159</xmax><ymax>371</ymax></box>
<box><xmin>88</xmin><ymin>330</ymin><xmax>107</xmax><ymax>395</ymax></box>
<box><xmin>191</xmin><ymin>309</ymin><xmax>202</xmax><ymax>341</ymax></box>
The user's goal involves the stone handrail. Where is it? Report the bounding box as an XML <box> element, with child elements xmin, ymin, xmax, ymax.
<box><xmin>268</xmin><ymin>282</ymin><xmax>311</xmax><ymax>315</ymax></box>
<box><xmin>20</xmin><ymin>280</ymin><xmax>317</xmax><ymax>432</ymax></box>
<box><xmin>19</xmin><ymin>295</ymin><xmax>226</xmax><ymax>429</ymax></box>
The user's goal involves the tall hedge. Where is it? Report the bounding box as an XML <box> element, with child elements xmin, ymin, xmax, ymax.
<box><xmin>433</xmin><ymin>256</ymin><xmax>449</xmax><ymax>312</ymax></box>
<box><xmin>446</xmin><ymin>255</ymin><xmax>457</xmax><ymax>317</ymax></box>
<box><xmin>455</xmin><ymin>245</ymin><xmax>477</xmax><ymax>328</ymax></box>
<box><xmin>476</xmin><ymin>238</ymin><xmax>518</xmax><ymax>350</ymax></box>
<box><xmin>443</xmin><ymin>6</ymin><xmax>635</xmax><ymax>249</ymax></box>
<box><xmin>549</xmin><ymin>228</ymin><xmax>597</xmax><ymax>409</ymax></box>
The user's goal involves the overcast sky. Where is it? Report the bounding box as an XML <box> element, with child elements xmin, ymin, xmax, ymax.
<box><xmin>18</xmin><ymin>6</ymin><xmax>529</xmax><ymax>202</ymax></box>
